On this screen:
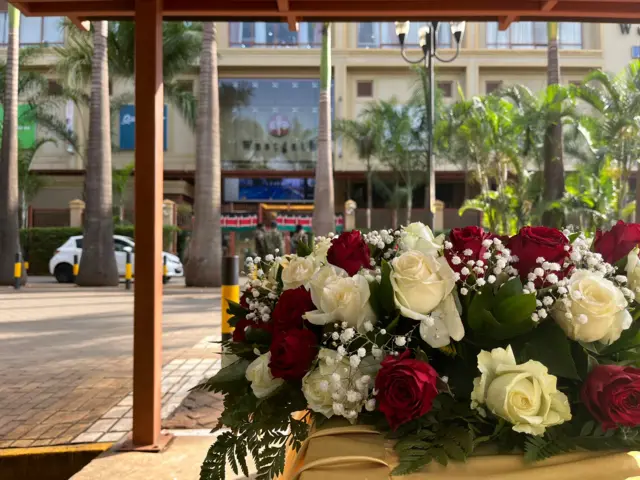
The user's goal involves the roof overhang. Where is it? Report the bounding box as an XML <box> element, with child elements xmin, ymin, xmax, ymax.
<box><xmin>11</xmin><ymin>0</ymin><xmax>640</xmax><ymax>25</ymax></box>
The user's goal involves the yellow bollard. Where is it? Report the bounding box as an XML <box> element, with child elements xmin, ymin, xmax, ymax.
<box><xmin>125</xmin><ymin>251</ymin><xmax>133</xmax><ymax>290</ymax></box>
<box><xmin>162</xmin><ymin>256</ymin><xmax>168</xmax><ymax>283</ymax></box>
<box><xmin>73</xmin><ymin>254</ymin><xmax>79</xmax><ymax>280</ymax></box>
<box><xmin>221</xmin><ymin>256</ymin><xmax>240</xmax><ymax>342</ymax></box>
<box><xmin>14</xmin><ymin>253</ymin><xmax>21</xmax><ymax>290</ymax></box>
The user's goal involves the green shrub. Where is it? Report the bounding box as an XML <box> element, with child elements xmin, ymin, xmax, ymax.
<box><xmin>20</xmin><ymin>226</ymin><xmax>181</xmax><ymax>275</ymax></box>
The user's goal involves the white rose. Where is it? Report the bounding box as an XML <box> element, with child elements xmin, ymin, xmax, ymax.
<box><xmin>626</xmin><ymin>248</ymin><xmax>640</xmax><ymax>303</ymax></box>
<box><xmin>304</xmin><ymin>266</ymin><xmax>376</xmax><ymax>331</ymax></box>
<box><xmin>314</xmin><ymin>238</ymin><xmax>332</xmax><ymax>265</ymax></box>
<box><xmin>281</xmin><ymin>255</ymin><xmax>317</xmax><ymax>290</ymax></box>
<box><xmin>470</xmin><ymin>346</ymin><xmax>571</xmax><ymax>436</ymax></box>
<box><xmin>245</xmin><ymin>352</ymin><xmax>284</xmax><ymax>399</ymax></box>
<box><xmin>402</xmin><ymin>222</ymin><xmax>443</xmax><ymax>256</ymax></box>
<box><xmin>552</xmin><ymin>269</ymin><xmax>632</xmax><ymax>345</ymax></box>
<box><xmin>390</xmin><ymin>250</ymin><xmax>464</xmax><ymax>348</ymax></box>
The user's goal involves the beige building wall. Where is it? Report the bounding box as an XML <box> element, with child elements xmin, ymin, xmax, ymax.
<box><xmin>21</xmin><ymin>20</ymin><xmax>628</xmax><ymax>209</ymax></box>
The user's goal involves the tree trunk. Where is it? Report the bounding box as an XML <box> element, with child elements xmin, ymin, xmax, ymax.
<box><xmin>541</xmin><ymin>22</ymin><xmax>565</xmax><ymax>228</ymax></box>
<box><xmin>312</xmin><ymin>23</ymin><xmax>335</xmax><ymax>236</ymax></box>
<box><xmin>185</xmin><ymin>22</ymin><xmax>222</xmax><ymax>287</ymax></box>
<box><xmin>0</xmin><ymin>7</ymin><xmax>24</xmax><ymax>286</ymax></box>
<box><xmin>405</xmin><ymin>184</ymin><xmax>412</xmax><ymax>226</ymax></box>
<box><xmin>392</xmin><ymin>174</ymin><xmax>399</xmax><ymax>229</ymax></box>
<box><xmin>366</xmin><ymin>167</ymin><xmax>372</xmax><ymax>230</ymax></box>
<box><xmin>76</xmin><ymin>21</ymin><xmax>118</xmax><ymax>286</ymax></box>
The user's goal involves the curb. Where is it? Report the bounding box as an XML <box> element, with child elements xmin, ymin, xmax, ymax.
<box><xmin>0</xmin><ymin>442</ymin><xmax>112</xmax><ymax>458</ymax></box>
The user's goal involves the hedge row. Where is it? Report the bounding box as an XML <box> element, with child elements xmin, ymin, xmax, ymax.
<box><xmin>20</xmin><ymin>226</ymin><xmax>180</xmax><ymax>275</ymax></box>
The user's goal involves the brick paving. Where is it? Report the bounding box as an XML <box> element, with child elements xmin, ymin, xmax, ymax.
<box><xmin>0</xmin><ymin>283</ymin><xmax>224</xmax><ymax>448</ymax></box>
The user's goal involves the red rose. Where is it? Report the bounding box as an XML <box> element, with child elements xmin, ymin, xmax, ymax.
<box><xmin>508</xmin><ymin>226</ymin><xmax>571</xmax><ymax>281</ymax></box>
<box><xmin>374</xmin><ymin>351</ymin><xmax>439</xmax><ymax>430</ymax></box>
<box><xmin>594</xmin><ymin>221</ymin><xmax>640</xmax><ymax>265</ymax></box>
<box><xmin>232</xmin><ymin>317</ymin><xmax>272</xmax><ymax>343</ymax></box>
<box><xmin>269</xmin><ymin>329</ymin><xmax>318</xmax><ymax>381</ymax></box>
<box><xmin>445</xmin><ymin>226</ymin><xmax>494</xmax><ymax>273</ymax></box>
<box><xmin>582</xmin><ymin>365</ymin><xmax>640</xmax><ymax>430</ymax></box>
<box><xmin>271</xmin><ymin>286</ymin><xmax>315</xmax><ymax>333</ymax></box>
<box><xmin>327</xmin><ymin>230</ymin><xmax>371</xmax><ymax>276</ymax></box>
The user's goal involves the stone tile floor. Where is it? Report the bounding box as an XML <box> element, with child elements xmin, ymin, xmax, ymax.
<box><xmin>0</xmin><ymin>283</ymin><xmax>224</xmax><ymax>448</ymax></box>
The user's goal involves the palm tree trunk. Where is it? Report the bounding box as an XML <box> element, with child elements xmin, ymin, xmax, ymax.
<box><xmin>312</xmin><ymin>23</ymin><xmax>335</xmax><ymax>236</ymax></box>
<box><xmin>76</xmin><ymin>21</ymin><xmax>118</xmax><ymax>286</ymax></box>
<box><xmin>392</xmin><ymin>173</ymin><xmax>399</xmax><ymax>229</ymax></box>
<box><xmin>405</xmin><ymin>183</ymin><xmax>412</xmax><ymax>225</ymax></box>
<box><xmin>541</xmin><ymin>22</ymin><xmax>565</xmax><ymax>228</ymax></box>
<box><xmin>0</xmin><ymin>6</ymin><xmax>24</xmax><ymax>286</ymax></box>
<box><xmin>185</xmin><ymin>22</ymin><xmax>222</xmax><ymax>287</ymax></box>
<box><xmin>366</xmin><ymin>166</ymin><xmax>372</xmax><ymax>230</ymax></box>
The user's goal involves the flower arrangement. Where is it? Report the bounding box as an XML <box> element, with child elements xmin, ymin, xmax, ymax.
<box><xmin>199</xmin><ymin>221</ymin><xmax>640</xmax><ymax>480</ymax></box>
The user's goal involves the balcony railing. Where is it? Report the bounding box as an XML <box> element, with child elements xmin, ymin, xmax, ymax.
<box><xmin>229</xmin><ymin>22</ymin><xmax>322</xmax><ymax>48</ymax></box>
<box><xmin>0</xmin><ymin>15</ymin><xmax>64</xmax><ymax>46</ymax></box>
<box><xmin>357</xmin><ymin>22</ymin><xmax>452</xmax><ymax>49</ymax></box>
<box><xmin>486</xmin><ymin>22</ymin><xmax>583</xmax><ymax>49</ymax></box>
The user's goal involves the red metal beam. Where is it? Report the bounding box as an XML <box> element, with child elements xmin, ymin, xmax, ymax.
<box><xmin>499</xmin><ymin>14</ymin><xmax>517</xmax><ymax>30</ymax></box>
<box><xmin>542</xmin><ymin>0</ymin><xmax>559</xmax><ymax>11</ymax></box>
<box><xmin>129</xmin><ymin>0</ymin><xmax>170</xmax><ymax>451</ymax></box>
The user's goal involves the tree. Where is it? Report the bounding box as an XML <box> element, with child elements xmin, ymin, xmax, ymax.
<box><xmin>334</xmin><ymin>117</ymin><xmax>378</xmax><ymax>230</ymax></box>
<box><xmin>541</xmin><ymin>22</ymin><xmax>565</xmax><ymax>227</ymax></box>
<box><xmin>312</xmin><ymin>23</ymin><xmax>335</xmax><ymax>236</ymax></box>
<box><xmin>112</xmin><ymin>161</ymin><xmax>134</xmax><ymax>224</ymax></box>
<box><xmin>75</xmin><ymin>21</ymin><xmax>119</xmax><ymax>286</ymax></box>
<box><xmin>18</xmin><ymin>138</ymin><xmax>56</xmax><ymax>228</ymax></box>
<box><xmin>576</xmin><ymin>62</ymin><xmax>640</xmax><ymax>220</ymax></box>
<box><xmin>0</xmin><ymin>6</ymin><xmax>24</xmax><ymax>285</ymax></box>
<box><xmin>184</xmin><ymin>22</ymin><xmax>222</xmax><ymax>287</ymax></box>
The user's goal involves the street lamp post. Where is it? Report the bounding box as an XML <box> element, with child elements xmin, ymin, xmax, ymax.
<box><xmin>395</xmin><ymin>21</ymin><xmax>466</xmax><ymax>230</ymax></box>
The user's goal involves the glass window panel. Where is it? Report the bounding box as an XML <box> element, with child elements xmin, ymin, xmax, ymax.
<box><xmin>358</xmin><ymin>22</ymin><xmax>378</xmax><ymax>47</ymax></box>
<box><xmin>511</xmin><ymin>22</ymin><xmax>533</xmax><ymax>48</ymax></box>
<box><xmin>534</xmin><ymin>22</ymin><xmax>547</xmax><ymax>47</ymax></box>
<box><xmin>43</xmin><ymin>17</ymin><xmax>63</xmax><ymax>44</ymax></box>
<box><xmin>486</xmin><ymin>22</ymin><xmax>508</xmax><ymax>49</ymax></box>
<box><xmin>241</xmin><ymin>23</ymin><xmax>253</xmax><ymax>45</ymax></box>
<box><xmin>559</xmin><ymin>22</ymin><xmax>582</xmax><ymax>49</ymax></box>
<box><xmin>437</xmin><ymin>23</ymin><xmax>452</xmax><ymax>47</ymax></box>
<box><xmin>20</xmin><ymin>15</ymin><xmax>41</xmax><ymax>44</ymax></box>
<box><xmin>0</xmin><ymin>13</ymin><xmax>8</xmax><ymax>44</ymax></box>
<box><xmin>265</xmin><ymin>22</ymin><xmax>277</xmax><ymax>46</ymax></box>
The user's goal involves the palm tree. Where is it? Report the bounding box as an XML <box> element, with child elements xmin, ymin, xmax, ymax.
<box><xmin>184</xmin><ymin>22</ymin><xmax>222</xmax><ymax>287</ymax></box>
<box><xmin>0</xmin><ymin>6</ymin><xmax>24</xmax><ymax>286</ymax></box>
<box><xmin>75</xmin><ymin>21</ymin><xmax>119</xmax><ymax>286</ymax></box>
<box><xmin>112</xmin><ymin>161</ymin><xmax>134</xmax><ymax>224</ymax></box>
<box><xmin>334</xmin><ymin>118</ymin><xmax>377</xmax><ymax>229</ymax></box>
<box><xmin>312</xmin><ymin>23</ymin><xmax>335</xmax><ymax>236</ymax></box>
<box><xmin>541</xmin><ymin>22</ymin><xmax>565</xmax><ymax>227</ymax></box>
<box><xmin>575</xmin><ymin>62</ymin><xmax>640</xmax><ymax>220</ymax></box>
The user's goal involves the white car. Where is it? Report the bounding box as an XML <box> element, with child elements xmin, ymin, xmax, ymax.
<box><xmin>49</xmin><ymin>235</ymin><xmax>183</xmax><ymax>284</ymax></box>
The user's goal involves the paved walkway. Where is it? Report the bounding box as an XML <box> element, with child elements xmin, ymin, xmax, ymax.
<box><xmin>0</xmin><ymin>283</ymin><xmax>224</xmax><ymax>449</ymax></box>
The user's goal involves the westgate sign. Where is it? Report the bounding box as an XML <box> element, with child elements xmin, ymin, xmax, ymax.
<box><xmin>620</xmin><ymin>24</ymin><xmax>640</xmax><ymax>35</ymax></box>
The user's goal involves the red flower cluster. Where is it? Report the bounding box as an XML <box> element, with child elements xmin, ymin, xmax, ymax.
<box><xmin>508</xmin><ymin>226</ymin><xmax>571</xmax><ymax>282</ymax></box>
<box><xmin>594</xmin><ymin>220</ymin><xmax>640</xmax><ymax>265</ymax></box>
<box><xmin>582</xmin><ymin>365</ymin><xmax>640</xmax><ymax>431</ymax></box>
<box><xmin>268</xmin><ymin>286</ymin><xmax>318</xmax><ymax>381</ymax></box>
<box><xmin>374</xmin><ymin>351</ymin><xmax>439</xmax><ymax>430</ymax></box>
<box><xmin>445</xmin><ymin>226</ymin><xmax>495</xmax><ymax>273</ymax></box>
<box><xmin>327</xmin><ymin>230</ymin><xmax>371</xmax><ymax>276</ymax></box>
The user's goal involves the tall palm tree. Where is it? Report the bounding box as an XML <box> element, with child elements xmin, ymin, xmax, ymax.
<box><xmin>0</xmin><ymin>6</ymin><xmax>24</xmax><ymax>286</ymax></box>
<box><xmin>185</xmin><ymin>22</ymin><xmax>222</xmax><ymax>287</ymax></box>
<box><xmin>76</xmin><ymin>21</ymin><xmax>119</xmax><ymax>286</ymax></box>
<box><xmin>541</xmin><ymin>22</ymin><xmax>565</xmax><ymax>227</ymax></box>
<box><xmin>312</xmin><ymin>23</ymin><xmax>335</xmax><ymax>236</ymax></box>
<box><xmin>334</xmin><ymin>118</ymin><xmax>377</xmax><ymax>229</ymax></box>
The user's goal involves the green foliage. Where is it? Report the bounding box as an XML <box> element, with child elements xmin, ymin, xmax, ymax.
<box><xmin>20</xmin><ymin>226</ymin><xmax>180</xmax><ymax>275</ymax></box>
<box><xmin>466</xmin><ymin>278</ymin><xmax>538</xmax><ymax>341</ymax></box>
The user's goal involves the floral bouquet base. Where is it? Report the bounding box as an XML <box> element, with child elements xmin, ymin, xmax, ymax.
<box><xmin>198</xmin><ymin>223</ymin><xmax>640</xmax><ymax>480</ymax></box>
<box><xmin>286</xmin><ymin>419</ymin><xmax>640</xmax><ymax>480</ymax></box>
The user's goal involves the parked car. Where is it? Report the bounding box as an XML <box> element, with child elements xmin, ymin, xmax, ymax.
<box><xmin>49</xmin><ymin>235</ymin><xmax>183</xmax><ymax>284</ymax></box>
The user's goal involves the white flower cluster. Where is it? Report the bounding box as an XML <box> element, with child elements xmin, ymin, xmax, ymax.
<box><xmin>446</xmin><ymin>237</ymin><xmax>519</xmax><ymax>296</ymax></box>
<box><xmin>364</xmin><ymin>229</ymin><xmax>400</xmax><ymax>261</ymax></box>
<box><xmin>241</xmin><ymin>256</ymin><xmax>280</xmax><ymax>322</ymax></box>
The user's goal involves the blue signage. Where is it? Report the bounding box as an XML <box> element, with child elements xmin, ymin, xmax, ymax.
<box><xmin>119</xmin><ymin>105</ymin><xmax>168</xmax><ymax>151</ymax></box>
<box><xmin>633</xmin><ymin>46</ymin><xmax>640</xmax><ymax>59</ymax></box>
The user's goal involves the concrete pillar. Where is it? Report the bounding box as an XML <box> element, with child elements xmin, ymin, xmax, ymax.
<box><xmin>434</xmin><ymin>200</ymin><xmax>445</xmax><ymax>232</ymax></box>
<box><xmin>344</xmin><ymin>199</ymin><xmax>357</xmax><ymax>231</ymax></box>
<box><xmin>69</xmin><ymin>199</ymin><xmax>85</xmax><ymax>227</ymax></box>
<box><xmin>162</xmin><ymin>199</ymin><xmax>175</xmax><ymax>226</ymax></box>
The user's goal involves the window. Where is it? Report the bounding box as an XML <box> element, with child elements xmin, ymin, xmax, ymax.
<box><xmin>175</xmin><ymin>80</ymin><xmax>194</xmax><ymax>93</ymax></box>
<box><xmin>0</xmin><ymin>15</ymin><xmax>64</xmax><ymax>45</ymax></box>
<box><xmin>486</xmin><ymin>22</ymin><xmax>582</xmax><ymax>49</ymax></box>
<box><xmin>229</xmin><ymin>22</ymin><xmax>321</xmax><ymax>48</ymax></box>
<box><xmin>357</xmin><ymin>22</ymin><xmax>453</xmax><ymax>48</ymax></box>
<box><xmin>356</xmin><ymin>80</ymin><xmax>373</xmax><ymax>98</ymax></box>
<box><xmin>114</xmin><ymin>239</ymin><xmax>132</xmax><ymax>252</ymax></box>
<box><xmin>486</xmin><ymin>81</ymin><xmax>503</xmax><ymax>94</ymax></box>
<box><xmin>75</xmin><ymin>239</ymin><xmax>83</xmax><ymax>249</ymax></box>
<box><xmin>47</xmin><ymin>80</ymin><xmax>63</xmax><ymax>96</ymax></box>
<box><xmin>437</xmin><ymin>81</ymin><xmax>453</xmax><ymax>98</ymax></box>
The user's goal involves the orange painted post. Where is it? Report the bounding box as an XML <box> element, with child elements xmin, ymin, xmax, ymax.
<box><xmin>130</xmin><ymin>0</ymin><xmax>167</xmax><ymax>451</ymax></box>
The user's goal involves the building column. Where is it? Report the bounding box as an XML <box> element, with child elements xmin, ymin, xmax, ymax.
<box><xmin>464</xmin><ymin>60</ymin><xmax>480</xmax><ymax>98</ymax></box>
<box><xmin>131</xmin><ymin>0</ymin><xmax>167</xmax><ymax>450</ymax></box>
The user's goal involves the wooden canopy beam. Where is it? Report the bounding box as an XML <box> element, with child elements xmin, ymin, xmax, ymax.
<box><xmin>498</xmin><ymin>14</ymin><xmax>517</xmax><ymax>29</ymax></box>
<box><xmin>542</xmin><ymin>0</ymin><xmax>559</xmax><ymax>11</ymax></box>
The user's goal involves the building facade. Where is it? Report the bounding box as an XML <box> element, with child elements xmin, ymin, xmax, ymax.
<box><xmin>7</xmin><ymin>16</ymin><xmax>639</xmax><ymax>230</ymax></box>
